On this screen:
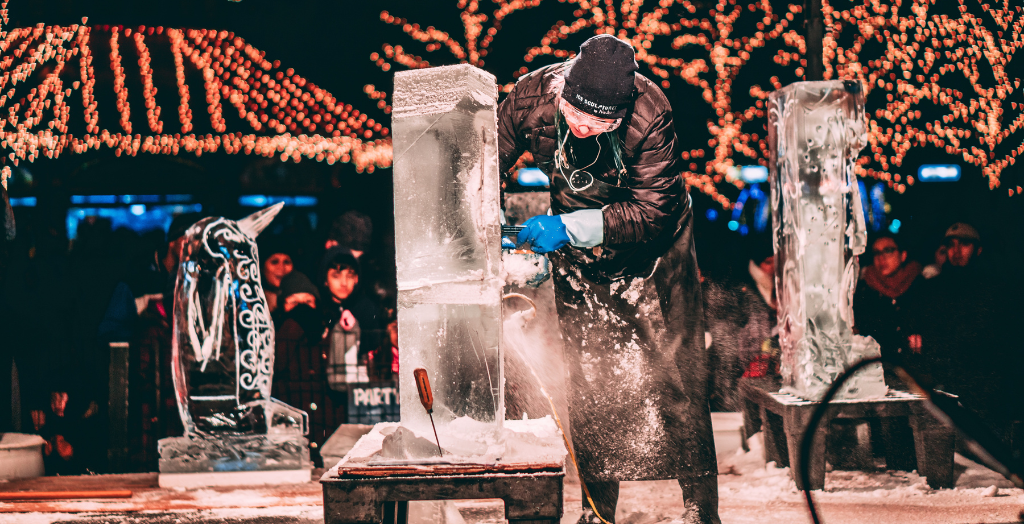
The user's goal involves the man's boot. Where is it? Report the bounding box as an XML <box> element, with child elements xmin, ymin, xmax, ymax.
<box><xmin>577</xmin><ymin>480</ymin><xmax>618</xmax><ymax>523</ymax></box>
<box><xmin>679</xmin><ymin>475</ymin><xmax>722</xmax><ymax>524</ymax></box>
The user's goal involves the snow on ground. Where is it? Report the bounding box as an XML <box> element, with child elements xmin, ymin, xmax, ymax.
<box><xmin>0</xmin><ymin>505</ymin><xmax>325</xmax><ymax>523</ymax></box>
<box><xmin>4</xmin><ymin>433</ymin><xmax>1022</xmax><ymax>523</ymax></box>
<box><xmin>715</xmin><ymin>432</ymin><xmax>1022</xmax><ymax>502</ymax></box>
<box><xmin>599</xmin><ymin>433</ymin><xmax>1024</xmax><ymax>524</ymax></box>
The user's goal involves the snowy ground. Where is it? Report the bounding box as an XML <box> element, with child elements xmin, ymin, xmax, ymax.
<box><xmin>4</xmin><ymin>433</ymin><xmax>1022</xmax><ymax>523</ymax></box>
<box><xmin>600</xmin><ymin>433</ymin><xmax>1024</xmax><ymax>524</ymax></box>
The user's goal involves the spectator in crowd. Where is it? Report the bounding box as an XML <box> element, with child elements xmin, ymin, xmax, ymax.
<box><xmin>907</xmin><ymin>222</ymin><xmax>1012</xmax><ymax>426</ymax></box>
<box><xmin>272</xmin><ymin>271</ymin><xmax>337</xmax><ymax>467</ymax></box>
<box><xmin>3</xmin><ymin>219</ymin><xmax>72</xmax><ymax>439</ymax></box>
<box><xmin>323</xmin><ymin>210</ymin><xmax>395</xmax><ymax>307</ymax></box>
<box><xmin>259</xmin><ymin>240</ymin><xmax>295</xmax><ymax>313</ymax></box>
<box><xmin>854</xmin><ymin>233</ymin><xmax>922</xmax><ymax>386</ymax></box>
<box><xmin>123</xmin><ymin>233</ymin><xmax>177</xmax><ymax>470</ymax></box>
<box><xmin>853</xmin><ymin>233</ymin><xmax>923</xmax><ymax>471</ymax></box>
<box><xmin>320</xmin><ymin>246</ymin><xmax>381</xmax><ymax>391</ymax></box>
<box><xmin>368</xmin><ymin>314</ymin><xmax>399</xmax><ymax>382</ymax></box>
<box><xmin>129</xmin><ymin>213</ymin><xmax>204</xmax><ymax>462</ymax></box>
<box><xmin>280</xmin><ymin>272</ymin><xmax>318</xmax><ymax>313</ymax></box>
<box><xmin>325</xmin><ymin>210</ymin><xmax>372</xmax><ymax>258</ymax></box>
<box><xmin>161</xmin><ymin>213</ymin><xmax>204</xmax><ymax>315</ymax></box>
<box><xmin>35</xmin><ymin>391</ymin><xmax>96</xmax><ymax>475</ymax></box>
<box><xmin>737</xmin><ymin>249</ymin><xmax>781</xmax><ymax>381</ymax></box>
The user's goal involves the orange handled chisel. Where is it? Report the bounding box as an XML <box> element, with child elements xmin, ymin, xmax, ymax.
<box><xmin>413</xmin><ymin>368</ymin><xmax>443</xmax><ymax>456</ymax></box>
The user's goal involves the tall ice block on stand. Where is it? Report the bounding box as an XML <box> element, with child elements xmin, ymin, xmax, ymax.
<box><xmin>767</xmin><ymin>81</ymin><xmax>886</xmax><ymax>401</ymax></box>
<box><xmin>391</xmin><ymin>64</ymin><xmax>504</xmax><ymax>454</ymax></box>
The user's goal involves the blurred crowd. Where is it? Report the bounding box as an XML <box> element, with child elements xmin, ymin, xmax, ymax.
<box><xmin>2</xmin><ymin>206</ymin><xmax>1021</xmax><ymax>475</ymax></box>
<box><xmin>0</xmin><ymin>209</ymin><xmax>397</xmax><ymax>472</ymax></box>
<box><xmin>702</xmin><ymin>221</ymin><xmax>1023</xmax><ymax>453</ymax></box>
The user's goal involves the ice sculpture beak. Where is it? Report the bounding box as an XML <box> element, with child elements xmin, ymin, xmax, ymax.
<box><xmin>237</xmin><ymin>202</ymin><xmax>285</xmax><ymax>240</ymax></box>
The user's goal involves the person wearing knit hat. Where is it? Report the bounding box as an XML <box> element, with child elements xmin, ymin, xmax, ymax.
<box><xmin>260</xmin><ymin>237</ymin><xmax>296</xmax><ymax>313</ymax></box>
<box><xmin>325</xmin><ymin>210</ymin><xmax>373</xmax><ymax>258</ymax></box>
<box><xmin>273</xmin><ymin>270</ymin><xmax>334</xmax><ymax>467</ymax></box>
<box><xmin>498</xmin><ymin>35</ymin><xmax>720</xmax><ymax>523</ymax></box>
<box><xmin>278</xmin><ymin>271</ymin><xmax>320</xmax><ymax>313</ymax></box>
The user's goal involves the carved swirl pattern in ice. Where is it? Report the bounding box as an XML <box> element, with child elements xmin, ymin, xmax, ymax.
<box><xmin>198</xmin><ymin>220</ymin><xmax>275</xmax><ymax>398</ymax></box>
<box><xmin>768</xmin><ymin>81</ymin><xmax>886</xmax><ymax>401</ymax></box>
<box><xmin>170</xmin><ymin>204</ymin><xmax>306</xmax><ymax>436</ymax></box>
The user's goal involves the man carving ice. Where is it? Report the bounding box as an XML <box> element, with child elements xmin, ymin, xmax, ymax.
<box><xmin>497</xmin><ymin>35</ymin><xmax>719</xmax><ymax>524</ymax></box>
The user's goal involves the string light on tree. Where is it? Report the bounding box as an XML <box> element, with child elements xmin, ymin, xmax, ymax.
<box><xmin>1</xmin><ymin>0</ymin><xmax>1019</xmax><ymax>196</ymax></box>
<box><xmin>374</xmin><ymin>0</ymin><xmax>812</xmax><ymax>208</ymax></box>
<box><xmin>374</xmin><ymin>0</ymin><xmax>1023</xmax><ymax>205</ymax></box>
<box><xmin>819</xmin><ymin>0</ymin><xmax>1023</xmax><ymax>195</ymax></box>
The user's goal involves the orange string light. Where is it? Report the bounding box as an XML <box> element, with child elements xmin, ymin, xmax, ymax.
<box><xmin>0</xmin><ymin>1</ymin><xmax>1019</xmax><ymax>193</ymax></box>
<box><xmin>134</xmin><ymin>30</ymin><xmax>163</xmax><ymax>134</ymax></box>
<box><xmin>109</xmin><ymin>27</ymin><xmax>131</xmax><ymax>134</ymax></box>
<box><xmin>0</xmin><ymin>14</ymin><xmax>391</xmax><ymax>172</ymax></box>
<box><xmin>375</xmin><ymin>0</ymin><xmax>1023</xmax><ymax>205</ymax></box>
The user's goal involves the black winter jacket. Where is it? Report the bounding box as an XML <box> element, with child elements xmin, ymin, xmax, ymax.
<box><xmin>497</xmin><ymin>62</ymin><xmax>686</xmax><ymax>279</ymax></box>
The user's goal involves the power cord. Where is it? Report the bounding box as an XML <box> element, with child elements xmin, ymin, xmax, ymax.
<box><xmin>797</xmin><ymin>356</ymin><xmax>1024</xmax><ymax>524</ymax></box>
<box><xmin>796</xmin><ymin>356</ymin><xmax>882</xmax><ymax>524</ymax></box>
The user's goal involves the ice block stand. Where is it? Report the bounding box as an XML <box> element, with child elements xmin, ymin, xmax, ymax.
<box><xmin>737</xmin><ymin>81</ymin><xmax>954</xmax><ymax>489</ymax></box>
<box><xmin>320</xmin><ymin>64</ymin><xmax>566</xmax><ymax>523</ymax></box>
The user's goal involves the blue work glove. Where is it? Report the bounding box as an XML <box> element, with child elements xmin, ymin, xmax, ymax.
<box><xmin>516</xmin><ymin>215</ymin><xmax>571</xmax><ymax>253</ymax></box>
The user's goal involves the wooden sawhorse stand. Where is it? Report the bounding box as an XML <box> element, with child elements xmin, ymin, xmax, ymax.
<box><xmin>740</xmin><ymin>377</ymin><xmax>955</xmax><ymax>490</ymax></box>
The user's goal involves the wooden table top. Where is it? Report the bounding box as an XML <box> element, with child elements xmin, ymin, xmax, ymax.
<box><xmin>0</xmin><ymin>472</ymin><xmax>323</xmax><ymax>513</ymax></box>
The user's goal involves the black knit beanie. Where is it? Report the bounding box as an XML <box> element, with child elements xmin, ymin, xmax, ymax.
<box><xmin>561</xmin><ymin>35</ymin><xmax>638</xmax><ymax>118</ymax></box>
<box><xmin>279</xmin><ymin>271</ymin><xmax>320</xmax><ymax>301</ymax></box>
<box><xmin>328</xmin><ymin>210</ymin><xmax>373</xmax><ymax>253</ymax></box>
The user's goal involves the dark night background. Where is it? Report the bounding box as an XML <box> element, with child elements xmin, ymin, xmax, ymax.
<box><xmin>5</xmin><ymin>0</ymin><xmax>1023</xmax><ymax>270</ymax></box>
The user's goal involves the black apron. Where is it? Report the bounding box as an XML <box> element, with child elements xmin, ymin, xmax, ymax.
<box><xmin>544</xmin><ymin>130</ymin><xmax>717</xmax><ymax>482</ymax></box>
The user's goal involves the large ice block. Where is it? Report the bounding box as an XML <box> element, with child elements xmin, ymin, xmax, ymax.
<box><xmin>767</xmin><ymin>81</ymin><xmax>886</xmax><ymax>400</ymax></box>
<box><xmin>392</xmin><ymin>64</ymin><xmax>504</xmax><ymax>451</ymax></box>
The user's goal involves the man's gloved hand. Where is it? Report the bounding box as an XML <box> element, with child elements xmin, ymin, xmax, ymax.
<box><xmin>516</xmin><ymin>215</ymin><xmax>571</xmax><ymax>253</ymax></box>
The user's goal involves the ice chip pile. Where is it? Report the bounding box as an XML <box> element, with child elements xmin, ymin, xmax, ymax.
<box><xmin>380</xmin><ymin>426</ymin><xmax>445</xmax><ymax>459</ymax></box>
<box><xmin>767</xmin><ymin>81</ymin><xmax>887</xmax><ymax>400</ymax></box>
<box><xmin>501</xmin><ymin>251</ymin><xmax>550</xmax><ymax>288</ymax></box>
<box><xmin>391</xmin><ymin>64</ymin><xmax>505</xmax><ymax>451</ymax></box>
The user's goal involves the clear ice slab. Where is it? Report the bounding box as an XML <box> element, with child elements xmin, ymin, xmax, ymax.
<box><xmin>158</xmin><ymin>433</ymin><xmax>309</xmax><ymax>473</ymax></box>
<box><xmin>767</xmin><ymin>81</ymin><xmax>887</xmax><ymax>400</ymax></box>
<box><xmin>391</xmin><ymin>64</ymin><xmax>504</xmax><ymax>453</ymax></box>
